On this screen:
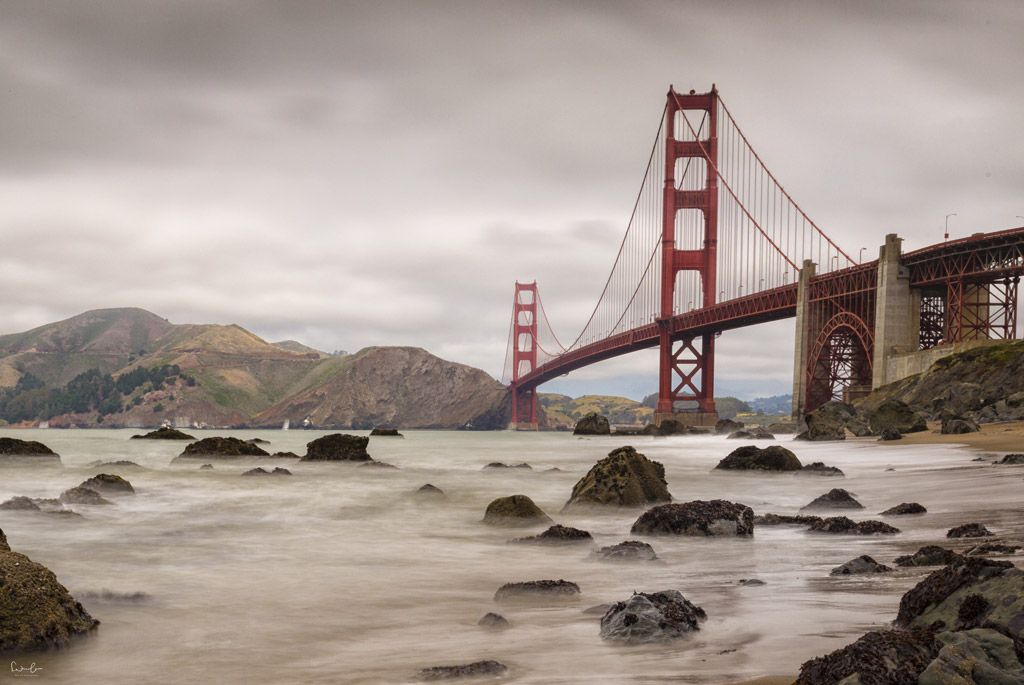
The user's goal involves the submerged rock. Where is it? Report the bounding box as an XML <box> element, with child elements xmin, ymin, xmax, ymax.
<box><xmin>715</xmin><ymin>445</ymin><xmax>802</xmax><ymax>472</ymax></box>
<box><xmin>199</xmin><ymin>464</ymin><xmax>214</xmax><ymax>470</ymax></box>
<box><xmin>965</xmin><ymin>542</ymin><xmax>1021</xmax><ymax>556</ymax></box>
<box><xmin>87</xmin><ymin>460</ymin><xmax>142</xmax><ymax>468</ymax></box>
<box><xmin>798</xmin><ymin>462</ymin><xmax>845</xmax><ymax>477</ymax></box>
<box><xmin>573</xmin><ymin>413</ymin><xmax>611</xmax><ymax>435</ymax></box>
<box><xmin>302</xmin><ymin>433</ymin><xmax>371</xmax><ymax>461</ymax></box>
<box><xmin>0</xmin><ymin>528</ymin><xmax>100</xmax><ymax>651</ymax></box>
<box><xmin>880</xmin><ymin>502</ymin><xmax>927</xmax><ymax>516</ymax></box>
<box><xmin>242</xmin><ymin>467</ymin><xmax>292</xmax><ymax>476</ymax></box>
<box><xmin>483</xmin><ymin>462</ymin><xmax>531</xmax><ymax>470</ymax></box>
<box><xmin>894</xmin><ymin>546</ymin><xmax>964</xmax><ymax>567</ymax></box>
<box><xmin>361</xmin><ymin>461</ymin><xmax>397</xmax><ymax>469</ymax></box>
<box><xmin>563</xmin><ymin>446</ymin><xmax>671</xmax><ymax>508</ymax></box>
<box><xmin>830</xmin><ymin>555</ymin><xmax>892</xmax><ymax>576</ymax></box>
<box><xmin>0</xmin><ymin>496</ymin><xmax>40</xmax><ymax>511</ymax></box>
<box><xmin>796</xmin><ymin>628</ymin><xmax>937</xmax><ymax>685</ymax></box>
<box><xmin>494</xmin><ymin>579</ymin><xmax>580</xmax><ymax>602</ymax></box>
<box><xmin>726</xmin><ymin>427</ymin><xmax>775</xmax><ymax>440</ymax></box>
<box><xmin>630</xmin><ymin>500</ymin><xmax>754</xmax><ymax>537</ymax></box>
<box><xmin>130</xmin><ymin>426</ymin><xmax>195</xmax><ymax>440</ymax></box>
<box><xmin>59</xmin><ymin>486</ymin><xmax>112</xmax><ymax>506</ymax></box>
<box><xmin>738</xmin><ymin>578</ymin><xmax>766</xmax><ymax>586</ymax></box>
<box><xmin>591</xmin><ymin>540</ymin><xmax>658</xmax><ymax>562</ymax></box>
<box><xmin>79</xmin><ymin>474</ymin><xmax>134</xmax><ymax>496</ymax></box>
<box><xmin>178</xmin><ymin>437</ymin><xmax>270</xmax><ymax>458</ymax></box>
<box><xmin>417</xmin><ymin>660</ymin><xmax>508</xmax><ymax>681</ymax></box>
<box><xmin>510</xmin><ymin>525</ymin><xmax>592</xmax><ymax>545</ymax></box>
<box><xmin>370</xmin><ymin>427</ymin><xmax>403</xmax><ymax>437</ymax></box>
<box><xmin>599</xmin><ymin>590</ymin><xmax>707</xmax><ymax>643</ymax></box>
<box><xmin>415</xmin><ymin>484</ymin><xmax>445</xmax><ymax>497</ymax></box>
<box><xmin>482</xmin><ymin>495</ymin><xmax>552</xmax><ymax>527</ymax></box>
<box><xmin>800</xmin><ymin>488</ymin><xmax>864</xmax><ymax>512</ymax></box>
<box><xmin>754</xmin><ymin>513</ymin><xmax>823</xmax><ymax>527</ymax></box>
<box><xmin>808</xmin><ymin>517</ymin><xmax>899</xmax><ymax>535</ymax></box>
<box><xmin>476</xmin><ymin>613</ymin><xmax>509</xmax><ymax>629</ymax></box>
<box><xmin>0</xmin><ymin>437</ymin><xmax>59</xmax><ymax>458</ymax></box>
<box><xmin>947</xmin><ymin>523</ymin><xmax>994</xmax><ymax>538</ymax></box>
<box><xmin>998</xmin><ymin>453</ymin><xmax>1024</xmax><ymax>465</ymax></box>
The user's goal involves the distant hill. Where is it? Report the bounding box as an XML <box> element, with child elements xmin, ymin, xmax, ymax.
<box><xmin>0</xmin><ymin>309</ymin><xmax>508</xmax><ymax>430</ymax></box>
<box><xmin>540</xmin><ymin>394</ymin><xmax>653</xmax><ymax>429</ymax></box>
<box><xmin>639</xmin><ymin>392</ymin><xmax>752</xmax><ymax>419</ymax></box>
<box><xmin>748</xmin><ymin>394</ymin><xmax>792</xmax><ymax>415</ymax></box>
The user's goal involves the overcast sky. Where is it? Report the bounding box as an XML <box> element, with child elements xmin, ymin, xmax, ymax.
<box><xmin>1</xmin><ymin>0</ymin><xmax>1022</xmax><ymax>400</ymax></box>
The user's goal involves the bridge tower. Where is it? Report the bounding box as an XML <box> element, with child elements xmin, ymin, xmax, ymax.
<box><xmin>510</xmin><ymin>281</ymin><xmax>539</xmax><ymax>430</ymax></box>
<box><xmin>655</xmin><ymin>86</ymin><xmax>719</xmax><ymax>426</ymax></box>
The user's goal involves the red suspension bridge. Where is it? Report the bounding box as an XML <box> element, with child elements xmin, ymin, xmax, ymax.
<box><xmin>503</xmin><ymin>85</ymin><xmax>1024</xmax><ymax>429</ymax></box>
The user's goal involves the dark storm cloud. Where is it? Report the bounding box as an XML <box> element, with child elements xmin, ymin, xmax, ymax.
<box><xmin>0</xmin><ymin>0</ymin><xmax>1022</xmax><ymax>398</ymax></box>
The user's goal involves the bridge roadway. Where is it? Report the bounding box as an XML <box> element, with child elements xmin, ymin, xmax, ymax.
<box><xmin>515</xmin><ymin>226</ymin><xmax>1024</xmax><ymax>391</ymax></box>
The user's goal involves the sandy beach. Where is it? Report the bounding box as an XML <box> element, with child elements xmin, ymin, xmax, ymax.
<box><xmin>873</xmin><ymin>419</ymin><xmax>1024</xmax><ymax>453</ymax></box>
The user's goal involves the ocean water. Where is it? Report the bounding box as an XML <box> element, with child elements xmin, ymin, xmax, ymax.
<box><xmin>1</xmin><ymin>429</ymin><xmax>1022</xmax><ymax>684</ymax></box>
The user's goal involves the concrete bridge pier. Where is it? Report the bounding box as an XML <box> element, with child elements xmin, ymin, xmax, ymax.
<box><xmin>791</xmin><ymin>259</ymin><xmax>816</xmax><ymax>418</ymax></box>
<box><xmin>872</xmin><ymin>233</ymin><xmax>919</xmax><ymax>388</ymax></box>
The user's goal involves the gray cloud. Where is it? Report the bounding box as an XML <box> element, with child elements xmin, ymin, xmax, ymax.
<box><xmin>0</xmin><ymin>0</ymin><xmax>1021</xmax><ymax>400</ymax></box>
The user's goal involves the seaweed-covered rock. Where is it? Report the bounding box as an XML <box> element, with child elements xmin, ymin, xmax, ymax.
<box><xmin>482</xmin><ymin>495</ymin><xmax>552</xmax><ymax>527</ymax></box>
<box><xmin>417</xmin><ymin>660</ymin><xmax>508</xmax><ymax>681</ymax></box>
<box><xmin>476</xmin><ymin>613</ymin><xmax>509</xmax><ymax>629</ymax></box>
<box><xmin>965</xmin><ymin>542</ymin><xmax>1021</xmax><ymax>556</ymax></box>
<box><xmin>867</xmin><ymin>398</ymin><xmax>928</xmax><ymax>435</ymax></box>
<box><xmin>726</xmin><ymin>428</ymin><xmax>775</xmax><ymax>440</ymax></box>
<box><xmin>918</xmin><ymin>628</ymin><xmax>1024</xmax><ymax>684</ymax></box>
<box><xmin>599</xmin><ymin>590</ymin><xmax>706</xmax><ymax>643</ymax></box>
<box><xmin>493</xmin><ymin>579</ymin><xmax>579</xmax><ymax>602</ymax></box>
<box><xmin>808</xmin><ymin>516</ymin><xmax>900</xmax><ymax>535</ymax></box>
<box><xmin>0</xmin><ymin>530</ymin><xmax>100</xmax><ymax>651</ymax></box>
<box><xmin>510</xmin><ymin>525</ymin><xmax>592</xmax><ymax>545</ymax></box>
<box><xmin>79</xmin><ymin>474</ymin><xmax>134</xmax><ymax>496</ymax></box>
<box><xmin>800</xmin><ymin>488</ymin><xmax>864</xmax><ymax>512</ymax></box>
<box><xmin>563</xmin><ymin>446</ymin><xmax>671</xmax><ymax>508</ymax></box>
<box><xmin>879</xmin><ymin>427</ymin><xmax>903</xmax><ymax>441</ymax></box>
<box><xmin>0</xmin><ymin>437</ymin><xmax>59</xmax><ymax>458</ymax></box>
<box><xmin>630</xmin><ymin>500</ymin><xmax>754</xmax><ymax>537</ymax></box>
<box><xmin>754</xmin><ymin>513</ymin><xmax>823</xmax><ymax>526</ymax></box>
<box><xmin>715</xmin><ymin>418</ymin><xmax>744</xmax><ymax>434</ymax></box>
<box><xmin>301</xmin><ymin>434</ymin><xmax>371</xmax><ymax>461</ymax></box>
<box><xmin>940</xmin><ymin>416</ymin><xmax>980</xmax><ymax>435</ymax></box>
<box><xmin>894</xmin><ymin>546</ymin><xmax>964</xmax><ymax>567</ymax></box>
<box><xmin>714</xmin><ymin>445</ymin><xmax>802</xmax><ymax>472</ymax></box>
<box><xmin>573</xmin><ymin>413</ymin><xmax>610</xmax><ymax>436</ymax></box>
<box><xmin>997</xmin><ymin>453</ymin><xmax>1024</xmax><ymax>465</ymax></box>
<box><xmin>59</xmin><ymin>486</ymin><xmax>112</xmax><ymax>506</ymax></box>
<box><xmin>0</xmin><ymin>497</ymin><xmax>40</xmax><ymax>511</ymax></box>
<box><xmin>796</xmin><ymin>629</ymin><xmax>938</xmax><ymax>685</ymax></box>
<box><xmin>880</xmin><ymin>502</ymin><xmax>927</xmax><ymax>516</ymax></box>
<box><xmin>370</xmin><ymin>427</ymin><xmax>403</xmax><ymax>437</ymax></box>
<box><xmin>947</xmin><ymin>523</ymin><xmax>994</xmax><ymax>539</ymax></box>
<box><xmin>591</xmin><ymin>540</ymin><xmax>658</xmax><ymax>562</ymax></box>
<box><xmin>178</xmin><ymin>437</ymin><xmax>270</xmax><ymax>458</ymax></box>
<box><xmin>798</xmin><ymin>462</ymin><xmax>845</xmax><ymax>477</ymax></box>
<box><xmin>830</xmin><ymin>555</ymin><xmax>892</xmax><ymax>576</ymax></box>
<box><xmin>130</xmin><ymin>426</ymin><xmax>195</xmax><ymax>440</ymax></box>
<box><xmin>895</xmin><ymin>556</ymin><xmax>1015</xmax><ymax>628</ymax></box>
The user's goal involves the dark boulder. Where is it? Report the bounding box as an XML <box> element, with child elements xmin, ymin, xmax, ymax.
<box><xmin>726</xmin><ymin>427</ymin><xmax>775</xmax><ymax>440</ymax></box>
<box><xmin>482</xmin><ymin>495</ymin><xmax>552</xmax><ymax>527</ymax></box>
<box><xmin>738</xmin><ymin>578</ymin><xmax>766</xmax><ymax>586</ymax></box>
<box><xmin>242</xmin><ymin>467</ymin><xmax>291</xmax><ymax>476</ymax></box>
<box><xmin>965</xmin><ymin>542</ymin><xmax>1021</xmax><ymax>556</ymax></box>
<box><xmin>631</xmin><ymin>500</ymin><xmax>754</xmax><ymax>537</ymax></box>
<box><xmin>867</xmin><ymin>398</ymin><xmax>928</xmax><ymax>435</ymax></box>
<box><xmin>563</xmin><ymin>446</ymin><xmax>671</xmax><ymax>508</ymax></box>
<box><xmin>591</xmin><ymin>540</ymin><xmax>658</xmax><ymax>562</ymax></box>
<box><xmin>270</xmin><ymin>451</ymin><xmax>300</xmax><ymax>459</ymax></box>
<box><xmin>573</xmin><ymin>413</ymin><xmax>610</xmax><ymax>435</ymax></box>
<box><xmin>830</xmin><ymin>555</ymin><xmax>892</xmax><ymax>576</ymax></box>
<box><xmin>714</xmin><ymin>445</ymin><xmax>802</xmax><ymax>472</ymax></box>
<box><xmin>415</xmin><ymin>484</ymin><xmax>445</xmax><ymax>497</ymax></box>
<box><xmin>795</xmin><ymin>401</ymin><xmax>865</xmax><ymax>441</ymax></box>
<box><xmin>754</xmin><ymin>513</ymin><xmax>823</xmax><ymax>526</ymax></box>
<box><xmin>640</xmin><ymin>419</ymin><xmax>706</xmax><ymax>436</ymax></box>
<box><xmin>79</xmin><ymin>474</ymin><xmax>134</xmax><ymax>496</ymax></box>
<box><xmin>808</xmin><ymin>517</ymin><xmax>899</xmax><ymax>535</ymax></box>
<box><xmin>245</xmin><ymin>438</ymin><xmax>270</xmax><ymax>445</ymax></box>
<box><xmin>417</xmin><ymin>660</ymin><xmax>508</xmax><ymax>681</ymax></box>
<box><xmin>940</xmin><ymin>416</ymin><xmax>980</xmax><ymax>434</ymax></box>
<box><xmin>0</xmin><ymin>496</ymin><xmax>40</xmax><ymax>511</ymax></box>
<box><xmin>998</xmin><ymin>453</ymin><xmax>1024</xmax><ymax>465</ymax></box>
<box><xmin>878</xmin><ymin>427</ymin><xmax>903</xmax><ymax>441</ymax></box>
<box><xmin>715</xmin><ymin>418</ymin><xmax>744</xmax><ymax>434</ymax></box>
<box><xmin>301</xmin><ymin>434</ymin><xmax>371</xmax><ymax>461</ymax></box>
<box><xmin>800</xmin><ymin>488</ymin><xmax>864</xmax><ymax>512</ymax></box>
<box><xmin>130</xmin><ymin>426</ymin><xmax>195</xmax><ymax>440</ymax></box>
<box><xmin>370</xmin><ymin>427</ymin><xmax>403</xmax><ymax>437</ymax></box>
<box><xmin>880</xmin><ymin>502</ymin><xmax>927</xmax><ymax>516</ymax></box>
<box><xmin>0</xmin><ymin>437</ymin><xmax>59</xmax><ymax>458</ymax></box>
<box><xmin>796</xmin><ymin>628</ymin><xmax>938</xmax><ymax>685</ymax></box>
<box><xmin>510</xmin><ymin>525</ymin><xmax>592</xmax><ymax>545</ymax></box>
<box><xmin>798</xmin><ymin>462</ymin><xmax>845</xmax><ymax>477</ymax></box>
<box><xmin>483</xmin><ymin>462</ymin><xmax>531</xmax><ymax>470</ymax></box>
<box><xmin>59</xmin><ymin>486</ymin><xmax>112</xmax><ymax>506</ymax></box>
<box><xmin>361</xmin><ymin>461</ymin><xmax>397</xmax><ymax>469</ymax></box>
<box><xmin>947</xmin><ymin>523</ymin><xmax>994</xmax><ymax>538</ymax></box>
<box><xmin>894</xmin><ymin>546</ymin><xmax>964</xmax><ymax>567</ymax></box>
<box><xmin>476</xmin><ymin>613</ymin><xmax>509</xmax><ymax>629</ymax></box>
<box><xmin>599</xmin><ymin>590</ymin><xmax>706</xmax><ymax>643</ymax></box>
<box><xmin>199</xmin><ymin>464</ymin><xmax>213</xmax><ymax>470</ymax></box>
<box><xmin>0</xmin><ymin>530</ymin><xmax>100</xmax><ymax>651</ymax></box>
<box><xmin>87</xmin><ymin>460</ymin><xmax>142</xmax><ymax>468</ymax></box>
<box><xmin>178</xmin><ymin>437</ymin><xmax>270</xmax><ymax>458</ymax></box>
<box><xmin>494</xmin><ymin>579</ymin><xmax>580</xmax><ymax>602</ymax></box>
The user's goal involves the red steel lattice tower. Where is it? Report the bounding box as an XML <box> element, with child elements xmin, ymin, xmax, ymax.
<box><xmin>655</xmin><ymin>86</ymin><xmax>719</xmax><ymax>422</ymax></box>
<box><xmin>510</xmin><ymin>281</ymin><xmax>538</xmax><ymax>429</ymax></box>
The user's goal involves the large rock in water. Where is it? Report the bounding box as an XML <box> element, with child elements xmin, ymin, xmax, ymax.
<box><xmin>417</xmin><ymin>660</ymin><xmax>508</xmax><ymax>681</ymax></box>
<box><xmin>301</xmin><ymin>434</ymin><xmax>371</xmax><ymax>461</ymax></box>
<box><xmin>79</xmin><ymin>474</ymin><xmax>134</xmax><ymax>496</ymax></box>
<box><xmin>0</xmin><ymin>528</ymin><xmax>99</xmax><ymax>652</ymax></box>
<box><xmin>631</xmin><ymin>500</ymin><xmax>754</xmax><ymax>536</ymax></box>
<box><xmin>715</xmin><ymin>418</ymin><xmax>744</xmax><ymax>434</ymax></box>
<box><xmin>866</xmin><ymin>398</ymin><xmax>928</xmax><ymax>434</ymax></box>
<box><xmin>800</xmin><ymin>488</ymin><xmax>864</xmax><ymax>512</ymax></box>
<box><xmin>795</xmin><ymin>401</ymin><xmax>864</xmax><ymax>441</ymax></box>
<box><xmin>130</xmin><ymin>426</ymin><xmax>195</xmax><ymax>440</ymax></box>
<box><xmin>0</xmin><ymin>437</ymin><xmax>59</xmax><ymax>459</ymax></box>
<box><xmin>573</xmin><ymin>413</ymin><xmax>610</xmax><ymax>435</ymax></box>
<box><xmin>599</xmin><ymin>590</ymin><xmax>706</xmax><ymax>643</ymax></box>
<box><xmin>563</xmin><ymin>446</ymin><xmax>671</xmax><ymax>508</ymax></box>
<box><xmin>894</xmin><ymin>546</ymin><xmax>964</xmax><ymax>567</ymax></box>
<box><xmin>830</xmin><ymin>555</ymin><xmax>892</xmax><ymax>576</ymax></box>
<box><xmin>714</xmin><ymin>445</ymin><xmax>801</xmax><ymax>471</ymax></box>
<box><xmin>178</xmin><ymin>437</ymin><xmax>270</xmax><ymax>458</ymax></box>
<box><xmin>482</xmin><ymin>495</ymin><xmax>552</xmax><ymax>527</ymax></box>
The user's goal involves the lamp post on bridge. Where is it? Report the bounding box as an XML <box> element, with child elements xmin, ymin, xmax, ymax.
<box><xmin>859</xmin><ymin>247</ymin><xmax>866</xmax><ymax>263</ymax></box>
<box><xmin>945</xmin><ymin>213</ymin><xmax>957</xmax><ymax>241</ymax></box>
